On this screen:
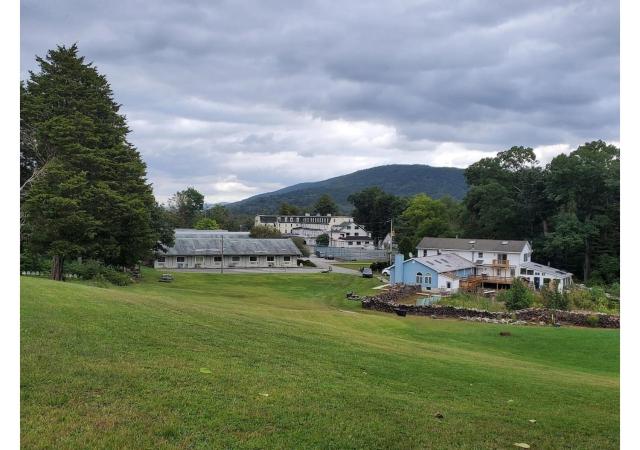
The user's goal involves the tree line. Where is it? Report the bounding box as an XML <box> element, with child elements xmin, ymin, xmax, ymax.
<box><xmin>346</xmin><ymin>143</ymin><xmax>619</xmax><ymax>285</ymax></box>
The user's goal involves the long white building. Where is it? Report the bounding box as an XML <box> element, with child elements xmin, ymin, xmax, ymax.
<box><xmin>255</xmin><ymin>213</ymin><xmax>354</xmax><ymax>245</ymax></box>
<box><xmin>154</xmin><ymin>229</ymin><xmax>301</xmax><ymax>269</ymax></box>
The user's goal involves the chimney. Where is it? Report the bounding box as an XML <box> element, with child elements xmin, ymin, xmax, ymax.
<box><xmin>393</xmin><ymin>254</ymin><xmax>405</xmax><ymax>285</ymax></box>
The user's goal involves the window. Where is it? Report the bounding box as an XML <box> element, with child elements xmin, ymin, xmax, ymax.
<box><xmin>498</xmin><ymin>253</ymin><xmax>508</xmax><ymax>262</ymax></box>
<box><xmin>437</xmin><ymin>250</ymin><xmax>441</xmax><ymax>255</ymax></box>
<box><xmin>446</xmin><ymin>281</ymin><xmax>452</xmax><ymax>289</ymax></box>
<box><xmin>543</xmin><ymin>278</ymin><xmax>551</xmax><ymax>285</ymax></box>
<box><xmin>520</xmin><ymin>268</ymin><xmax>527</xmax><ymax>275</ymax></box>
<box><xmin>354</xmin><ymin>232</ymin><xmax>359</xmax><ymax>236</ymax></box>
<box><xmin>356</xmin><ymin>241</ymin><xmax>361</xmax><ymax>245</ymax></box>
<box><xmin>423</xmin><ymin>250</ymin><xmax>428</xmax><ymax>257</ymax></box>
<box><xmin>214</xmin><ymin>256</ymin><xmax>222</xmax><ymax>262</ymax></box>
<box><xmin>176</xmin><ymin>256</ymin><xmax>185</xmax><ymax>263</ymax></box>
<box><xmin>157</xmin><ymin>256</ymin><xmax>165</xmax><ymax>262</ymax></box>
<box><xmin>267</xmin><ymin>256</ymin><xmax>275</xmax><ymax>262</ymax></box>
<box><xmin>416</xmin><ymin>272</ymin><xmax>423</xmax><ymax>284</ymax></box>
<box><xmin>284</xmin><ymin>256</ymin><xmax>291</xmax><ymax>262</ymax></box>
<box><xmin>250</xmin><ymin>256</ymin><xmax>257</xmax><ymax>262</ymax></box>
<box><xmin>424</xmin><ymin>275</ymin><xmax>432</xmax><ymax>284</ymax></box>
<box><xmin>524</xmin><ymin>253</ymin><xmax>529</xmax><ymax>262</ymax></box>
<box><xmin>478</xmin><ymin>252</ymin><xmax>483</xmax><ymax>258</ymax></box>
<box><xmin>348</xmin><ymin>242</ymin><xmax>353</xmax><ymax>246</ymax></box>
<box><xmin>232</xmin><ymin>256</ymin><xmax>240</xmax><ymax>262</ymax></box>
<box><xmin>526</xmin><ymin>269</ymin><xmax>534</xmax><ymax>275</ymax></box>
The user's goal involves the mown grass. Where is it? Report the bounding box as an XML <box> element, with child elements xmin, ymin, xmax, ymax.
<box><xmin>21</xmin><ymin>270</ymin><xmax>619</xmax><ymax>449</ymax></box>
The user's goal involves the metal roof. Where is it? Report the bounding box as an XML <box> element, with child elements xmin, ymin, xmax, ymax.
<box><xmin>389</xmin><ymin>254</ymin><xmax>475</xmax><ymax>273</ymax></box>
<box><xmin>174</xmin><ymin>229</ymin><xmax>250</xmax><ymax>239</ymax></box>
<box><xmin>520</xmin><ymin>261</ymin><xmax>572</xmax><ymax>277</ymax></box>
<box><xmin>416</xmin><ymin>237</ymin><xmax>529</xmax><ymax>253</ymax></box>
<box><xmin>162</xmin><ymin>237</ymin><xmax>301</xmax><ymax>256</ymax></box>
<box><xmin>412</xmin><ymin>254</ymin><xmax>476</xmax><ymax>273</ymax></box>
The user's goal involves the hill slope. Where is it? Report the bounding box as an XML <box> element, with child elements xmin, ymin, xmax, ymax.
<box><xmin>226</xmin><ymin>164</ymin><xmax>467</xmax><ymax>214</ymax></box>
<box><xmin>21</xmin><ymin>273</ymin><xmax>619</xmax><ymax>449</ymax></box>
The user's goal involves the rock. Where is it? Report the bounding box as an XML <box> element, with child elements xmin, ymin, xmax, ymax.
<box><xmin>434</xmin><ymin>412</ymin><xmax>444</xmax><ymax>419</ymax></box>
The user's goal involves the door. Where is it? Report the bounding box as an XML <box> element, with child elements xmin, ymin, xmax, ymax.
<box><xmin>534</xmin><ymin>277</ymin><xmax>540</xmax><ymax>289</ymax></box>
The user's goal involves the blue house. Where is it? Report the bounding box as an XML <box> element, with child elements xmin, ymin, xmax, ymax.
<box><xmin>388</xmin><ymin>253</ymin><xmax>475</xmax><ymax>293</ymax></box>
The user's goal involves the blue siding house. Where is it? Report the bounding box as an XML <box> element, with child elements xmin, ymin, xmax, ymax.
<box><xmin>388</xmin><ymin>253</ymin><xmax>475</xmax><ymax>292</ymax></box>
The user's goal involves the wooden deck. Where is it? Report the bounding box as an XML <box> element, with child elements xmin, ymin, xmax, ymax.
<box><xmin>460</xmin><ymin>275</ymin><xmax>514</xmax><ymax>291</ymax></box>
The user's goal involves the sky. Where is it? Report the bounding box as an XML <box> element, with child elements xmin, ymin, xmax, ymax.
<box><xmin>20</xmin><ymin>0</ymin><xmax>620</xmax><ymax>204</ymax></box>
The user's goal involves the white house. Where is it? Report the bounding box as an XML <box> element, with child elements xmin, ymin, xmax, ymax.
<box><xmin>329</xmin><ymin>221</ymin><xmax>375</xmax><ymax>249</ymax></box>
<box><xmin>415</xmin><ymin>237</ymin><xmax>572</xmax><ymax>291</ymax></box>
<box><xmin>154</xmin><ymin>229</ymin><xmax>301</xmax><ymax>269</ymax></box>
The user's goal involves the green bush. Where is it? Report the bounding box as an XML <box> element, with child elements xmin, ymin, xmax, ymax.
<box><xmin>541</xmin><ymin>282</ymin><xmax>569</xmax><ymax>310</ymax></box>
<box><xmin>64</xmin><ymin>259</ymin><xmax>131</xmax><ymax>286</ymax></box>
<box><xmin>370</xmin><ymin>261</ymin><xmax>388</xmax><ymax>273</ymax></box>
<box><xmin>102</xmin><ymin>267</ymin><xmax>131</xmax><ymax>286</ymax></box>
<box><xmin>502</xmin><ymin>279</ymin><xmax>534</xmax><ymax>311</ymax></box>
<box><xmin>566</xmin><ymin>287</ymin><xmax>616</xmax><ymax>313</ymax></box>
<box><xmin>585</xmin><ymin>314</ymin><xmax>600</xmax><ymax>327</ymax></box>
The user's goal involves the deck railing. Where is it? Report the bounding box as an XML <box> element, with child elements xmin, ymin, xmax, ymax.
<box><xmin>491</xmin><ymin>259</ymin><xmax>510</xmax><ymax>267</ymax></box>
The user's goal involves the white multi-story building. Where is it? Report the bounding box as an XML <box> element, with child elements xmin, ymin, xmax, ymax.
<box><xmin>415</xmin><ymin>237</ymin><xmax>573</xmax><ymax>291</ymax></box>
<box><xmin>329</xmin><ymin>221</ymin><xmax>375</xmax><ymax>249</ymax></box>
<box><xmin>255</xmin><ymin>213</ymin><xmax>353</xmax><ymax>234</ymax></box>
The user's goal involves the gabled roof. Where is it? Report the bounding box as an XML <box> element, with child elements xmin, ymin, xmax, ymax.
<box><xmin>175</xmin><ymin>229</ymin><xmax>250</xmax><ymax>239</ymax></box>
<box><xmin>416</xmin><ymin>237</ymin><xmax>529</xmax><ymax>253</ymax></box>
<box><xmin>412</xmin><ymin>254</ymin><xmax>476</xmax><ymax>273</ymax></box>
<box><xmin>389</xmin><ymin>254</ymin><xmax>475</xmax><ymax>273</ymax></box>
<box><xmin>520</xmin><ymin>261</ymin><xmax>572</xmax><ymax>277</ymax></box>
<box><xmin>162</xmin><ymin>238</ymin><xmax>301</xmax><ymax>256</ymax></box>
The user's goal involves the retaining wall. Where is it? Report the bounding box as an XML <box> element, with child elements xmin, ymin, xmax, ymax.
<box><xmin>361</xmin><ymin>286</ymin><xmax>619</xmax><ymax>328</ymax></box>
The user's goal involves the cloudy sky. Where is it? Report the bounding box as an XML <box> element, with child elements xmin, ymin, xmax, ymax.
<box><xmin>20</xmin><ymin>0</ymin><xmax>619</xmax><ymax>204</ymax></box>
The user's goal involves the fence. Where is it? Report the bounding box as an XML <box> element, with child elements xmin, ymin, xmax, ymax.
<box><xmin>310</xmin><ymin>245</ymin><xmax>390</xmax><ymax>261</ymax></box>
<box><xmin>21</xmin><ymin>271</ymin><xmax>79</xmax><ymax>279</ymax></box>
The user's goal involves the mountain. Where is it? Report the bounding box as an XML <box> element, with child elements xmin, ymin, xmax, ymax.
<box><xmin>225</xmin><ymin>164</ymin><xmax>467</xmax><ymax>215</ymax></box>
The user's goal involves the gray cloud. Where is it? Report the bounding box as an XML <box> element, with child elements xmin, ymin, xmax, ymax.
<box><xmin>21</xmin><ymin>0</ymin><xmax>619</xmax><ymax>203</ymax></box>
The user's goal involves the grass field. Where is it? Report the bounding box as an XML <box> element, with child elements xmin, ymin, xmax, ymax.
<box><xmin>332</xmin><ymin>260</ymin><xmax>385</xmax><ymax>271</ymax></box>
<box><xmin>21</xmin><ymin>270</ymin><xmax>619</xmax><ymax>449</ymax></box>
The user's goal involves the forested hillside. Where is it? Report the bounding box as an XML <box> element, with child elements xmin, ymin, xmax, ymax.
<box><xmin>225</xmin><ymin>164</ymin><xmax>467</xmax><ymax>214</ymax></box>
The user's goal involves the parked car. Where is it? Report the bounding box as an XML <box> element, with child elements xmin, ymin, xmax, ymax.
<box><xmin>381</xmin><ymin>267</ymin><xmax>391</xmax><ymax>277</ymax></box>
<box><xmin>362</xmin><ymin>268</ymin><xmax>373</xmax><ymax>278</ymax></box>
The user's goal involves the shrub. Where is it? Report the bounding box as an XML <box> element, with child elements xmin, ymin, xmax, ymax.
<box><xmin>370</xmin><ymin>261</ymin><xmax>388</xmax><ymax>273</ymax></box>
<box><xmin>102</xmin><ymin>267</ymin><xmax>131</xmax><ymax>286</ymax></box>
<box><xmin>63</xmin><ymin>259</ymin><xmax>131</xmax><ymax>286</ymax></box>
<box><xmin>540</xmin><ymin>281</ymin><xmax>569</xmax><ymax>310</ymax></box>
<box><xmin>585</xmin><ymin>314</ymin><xmax>600</xmax><ymax>327</ymax></box>
<box><xmin>503</xmin><ymin>279</ymin><xmax>534</xmax><ymax>311</ymax></box>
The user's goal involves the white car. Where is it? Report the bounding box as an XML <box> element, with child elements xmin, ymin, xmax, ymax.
<box><xmin>382</xmin><ymin>267</ymin><xmax>391</xmax><ymax>277</ymax></box>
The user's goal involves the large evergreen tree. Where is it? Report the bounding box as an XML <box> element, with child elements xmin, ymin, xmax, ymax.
<box><xmin>21</xmin><ymin>44</ymin><xmax>171</xmax><ymax>280</ymax></box>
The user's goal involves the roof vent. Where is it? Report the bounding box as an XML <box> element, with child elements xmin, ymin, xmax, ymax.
<box><xmin>501</xmin><ymin>241</ymin><xmax>509</xmax><ymax>245</ymax></box>
<box><xmin>468</xmin><ymin>240</ymin><xmax>476</xmax><ymax>244</ymax></box>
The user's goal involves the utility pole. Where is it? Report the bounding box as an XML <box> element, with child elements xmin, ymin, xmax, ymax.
<box><xmin>389</xmin><ymin>218</ymin><xmax>394</xmax><ymax>265</ymax></box>
<box><xmin>220</xmin><ymin>235</ymin><xmax>224</xmax><ymax>274</ymax></box>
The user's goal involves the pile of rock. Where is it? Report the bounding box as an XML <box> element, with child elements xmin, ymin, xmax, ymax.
<box><xmin>360</xmin><ymin>284</ymin><xmax>619</xmax><ymax>328</ymax></box>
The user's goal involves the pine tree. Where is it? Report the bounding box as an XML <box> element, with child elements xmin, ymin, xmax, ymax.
<box><xmin>21</xmin><ymin>44</ymin><xmax>171</xmax><ymax>280</ymax></box>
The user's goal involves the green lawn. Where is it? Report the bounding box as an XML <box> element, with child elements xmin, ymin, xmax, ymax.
<box><xmin>21</xmin><ymin>271</ymin><xmax>619</xmax><ymax>449</ymax></box>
